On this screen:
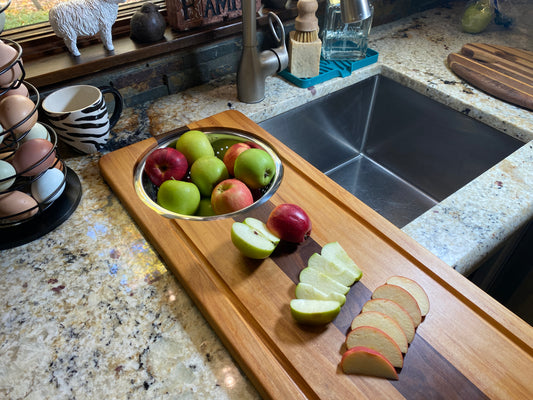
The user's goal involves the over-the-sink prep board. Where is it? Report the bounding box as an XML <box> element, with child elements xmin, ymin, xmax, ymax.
<box><xmin>448</xmin><ymin>43</ymin><xmax>533</xmax><ymax>111</ymax></box>
<box><xmin>99</xmin><ymin>110</ymin><xmax>533</xmax><ymax>399</ymax></box>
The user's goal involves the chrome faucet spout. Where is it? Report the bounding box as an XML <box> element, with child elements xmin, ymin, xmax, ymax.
<box><xmin>237</xmin><ymin>4</ymin><xmax>288</xmax><ymax>103</ymax></box>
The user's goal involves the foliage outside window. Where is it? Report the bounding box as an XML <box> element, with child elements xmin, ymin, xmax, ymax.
<box><xmin>2</xmin><ymin>0</ymin><xmax>140</xmax><ymax>31</ymax></box>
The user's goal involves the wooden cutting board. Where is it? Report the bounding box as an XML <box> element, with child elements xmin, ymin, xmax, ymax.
<box><xmin>99</xmin><ymin>110</ymin><xmax>533</xmax><ymax>399</ymax></box>
<box><xmin>447</xmin><ymin>43</ymin><xmax>533</xmax><ymax>110</ymax></box>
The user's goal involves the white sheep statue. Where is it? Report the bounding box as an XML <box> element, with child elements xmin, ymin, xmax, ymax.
<box><xmin>49</xmin><ymin>0</ymin><xmax>126</xmax><ymax>57</ymax></box>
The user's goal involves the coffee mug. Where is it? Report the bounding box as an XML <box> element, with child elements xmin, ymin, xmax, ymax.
<box><xmin>42</xmin><ymin>85</ymin><xmax>123</xmax><ymax>154</ymax></box>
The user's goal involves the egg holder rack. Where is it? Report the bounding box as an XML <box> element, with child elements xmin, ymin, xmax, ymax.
<box><xmin>0</xmin><ymin>39</ymin><xmax>82</xmax><ymax>249</ymax></box>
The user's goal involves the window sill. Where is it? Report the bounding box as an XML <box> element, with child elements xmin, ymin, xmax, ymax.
<box><xmin>5</xmin><ymin>6</ymin><xmax>298</xmax><ymax>90</ymax></box>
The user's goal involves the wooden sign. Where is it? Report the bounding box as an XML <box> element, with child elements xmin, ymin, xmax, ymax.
<box><xmin>166</xmin><ymin>0</ymin><xmax>262</xmax><ymax>30</ymax></box>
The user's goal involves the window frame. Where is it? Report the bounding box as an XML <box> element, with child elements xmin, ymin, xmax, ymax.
<box><xmin>2</xmin><ymin>1</ymin><xmax>298</xmax><ymax>89</ymax></box>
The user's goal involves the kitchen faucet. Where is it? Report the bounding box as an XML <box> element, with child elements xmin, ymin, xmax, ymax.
<box><xmin>237</xmin><ymin>2</ymin><xmax>289</xmax><ymax>103</ymax></box>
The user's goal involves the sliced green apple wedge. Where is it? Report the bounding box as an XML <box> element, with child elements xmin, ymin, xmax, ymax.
<box><xmin>290</xmin><ymin>299</ymin><xmax>341</xmax><ymax>325</ymax></box>
<box><xmin>299</xmin><ymin>267</ymin><xmax>350</xmax><ymax>295</ymax></box>
<box><xmin>295</xmin><ymin>282</ymin><xmax>346</xmax><ymax>306</ymax></box>
<box><xmin>321</xmin><ymin>242</ymin><xmax>363</xmax><ymax>281</ymax></box>
<box><xmin>231</xmin><ymin>220</ymin><xmax>278</xmax><ymax>259</ymax></box>
<box><xmin>308</xmin><ymin>252</ymin><xmax>358</xmax><ymax>287</ymax></box>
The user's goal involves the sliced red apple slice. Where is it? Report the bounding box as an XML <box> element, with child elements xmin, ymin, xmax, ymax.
<box><xmin>350</xmin><ymin>311</ymin><xmax>408</xmax><ymax>353</ymax></box>
<box><xmin>362</xmin><ymin>298</ymin><xmax>416</xmax><ymax>343</ymax></box>
<box><xmin>386</xmin><ymin>276</ymin><xmax>430</xmax><ymax>317</ymax></box>
<box><xmin>341</xmin><ymin>346</ymin><xmax>399</xmax><ymax>380</ymax></box>
<box><xmin>345</xmin><ymin>326</ymin><xmax>404</xmax><ymax>368</ymax></box>
<box><xmin>372</xmin><ymin>284</ymin><xmax>422</xmax><ymax>327</ymax></box>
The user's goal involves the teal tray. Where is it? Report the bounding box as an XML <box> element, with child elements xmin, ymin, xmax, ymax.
<box><xmin>278</xmin><ymin>48</ymin><xmax>379</xmax><ymax>88</ymax></box>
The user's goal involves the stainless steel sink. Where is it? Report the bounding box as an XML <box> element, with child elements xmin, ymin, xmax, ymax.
<box><xmin>260</xmin><ymin>75</ymin><xmax>523</xmax><ymax>227</ymax></box>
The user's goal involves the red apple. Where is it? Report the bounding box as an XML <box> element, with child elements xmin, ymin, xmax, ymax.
<box><xmin>244</xmin><ymin>140</ymin><xmax>263</xmax><ymax>149</ymax></box>
<box><xmin>223</xmin><ymin>142</ymin><xmax>251</xmax><ymax>176</ymax></box>
<box><xmin>211</xmin><ymin>178</ymin><xmax>254</xmax><ymax>215</ymax></box>
<box><xmin>266</xmin><ymin>203</ymin><xmax>312</xmax><ymax>243</ymax></box>
<box><xmin>144</xmin><ymin>147</ymin><xmax>188</xmax><ymax>186</ymax></box>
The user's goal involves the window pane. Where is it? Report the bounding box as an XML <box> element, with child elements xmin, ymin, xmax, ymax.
<box><xmin>2</xmin><ymin>0</ymin><xmax>140</xmax><ymax>31</ymax></box>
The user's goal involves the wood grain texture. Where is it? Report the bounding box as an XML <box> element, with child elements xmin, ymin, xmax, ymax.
<box><xmin>99</xmin><ymin>110</ymin><xmax>533</xmax><ymax>399</ymax></box>
<box><xmin>448</xmin><ymin>43</ymin><xmax>533</xmax><ymax>110</ymax></box>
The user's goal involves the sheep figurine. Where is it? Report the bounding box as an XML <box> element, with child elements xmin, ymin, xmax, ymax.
<box><xmin>49</xmin><ymin>0</ymin><xmax>126</xmax><ymax>57</ymax></box>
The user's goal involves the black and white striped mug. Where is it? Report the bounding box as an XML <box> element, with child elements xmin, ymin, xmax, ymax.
<box><xmin>42</xmin><ymin>85</ymin><xmax>123</xmax><ymax>154</ymax></box>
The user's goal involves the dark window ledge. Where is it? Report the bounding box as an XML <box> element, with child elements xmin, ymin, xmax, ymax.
<box><xmin>4</xmin><ymin>6</ymin><xmax>298</xmax><ymax>90</ymax></box>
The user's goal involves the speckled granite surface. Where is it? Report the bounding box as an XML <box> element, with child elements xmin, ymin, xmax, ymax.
<box><xmin>2</xmin><ymin>2</ymin><xmax>532</xmax><ymax>399</ymax></box>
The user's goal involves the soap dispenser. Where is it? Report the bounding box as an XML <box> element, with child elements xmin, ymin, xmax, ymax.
<box><xmin>321</xmin><ymin>0</ymin><xmax>374</xmax><ymax>61</ymax></box>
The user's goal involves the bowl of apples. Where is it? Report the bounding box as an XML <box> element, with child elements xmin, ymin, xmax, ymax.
<box><xmin>134</xmin><ymin>129</ymin><xmax>283</xmax><ymax>221</ymax></box>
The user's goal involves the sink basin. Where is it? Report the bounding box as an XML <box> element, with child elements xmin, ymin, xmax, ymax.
<box><xmin>260</xmin><ymin>75</ymin><xmax>523</xmax><ymax>227</ymax></box>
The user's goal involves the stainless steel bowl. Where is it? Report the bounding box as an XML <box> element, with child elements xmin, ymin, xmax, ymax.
<box><xmin>134</xmin><ymin>129</ymin><xmax>283</xmax><ymax>221</ymax></box>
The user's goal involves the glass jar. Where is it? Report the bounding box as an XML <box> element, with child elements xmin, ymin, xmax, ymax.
<box><xmin>321</xmin><ymin>0</ymin><xmax>374</xmax><ymax>61</ymax></box>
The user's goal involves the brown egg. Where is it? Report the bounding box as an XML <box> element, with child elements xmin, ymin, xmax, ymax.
<box><xmin>0</xmin><ymin>95</ymin><xmax>38</xmax><ymax>135</ymax></box>
<box><xmin>12</xmin><ymin>138</ymin><xmax>56</xmax><ymax>176</ymax></box>
<box><xmin>0</xmin><ymin>82</ymin><xmax>29</xmax><ymax>100</ymax></box>
<box><xmin>0</xmin><ymin>190</ymin><xmax>38</xmax><ymax>221</ymax></box>
<box><xmin>0</xmin><ymin>42</ymin><xmax>23</xmax><ymax>87</ymax></box>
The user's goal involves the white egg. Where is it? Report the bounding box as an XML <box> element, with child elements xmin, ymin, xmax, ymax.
<box><xmin>0</xmin><ymin>159</ymin><xmax>15</xmax><ymax>191</ymax></box>
<box><xmin>31</xmin><ymin>168</ymin><xmax>66</xmax><ymax>203</ymax></box>
<box><xmin>23</xmin><ymin>122</ymin><xmax>49</xmax><ymax>142</ymax></box>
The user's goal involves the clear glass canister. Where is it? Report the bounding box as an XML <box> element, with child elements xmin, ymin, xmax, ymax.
<box><xmin>321</xmin><ymin>0</ymin><xmax>374</xmax><ymax>61</ymax></box>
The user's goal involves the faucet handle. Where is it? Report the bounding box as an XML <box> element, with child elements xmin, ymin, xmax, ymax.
<box><xmin>267</xmin><ymin>12</ymin><xmax>289</xmax><ymax>72</ymax></box>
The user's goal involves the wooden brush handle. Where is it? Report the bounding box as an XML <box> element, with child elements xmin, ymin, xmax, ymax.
<box><xmin>295</xmin><ymin>0</ymin><xmax>319</xmax><ymax>32</ymax></box>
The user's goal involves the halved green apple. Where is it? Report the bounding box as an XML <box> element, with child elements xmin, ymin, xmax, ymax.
<box><xmin>290</xmin><ymin>299</ymin><xmax>341</xmax><ymax>325</ymax></box>
<box><xmin>295</xmin><ymin>282</ymin><xmax>346</xmax><ymax>306</ymax></box>
<box><xmin>243</xmin><ymin>217</ymin><xmax>280</xmax><ymax>245</ymax></box>
<box><xmin>231</xmin><ymin>218</ymin><xmax>279</xmax><ymax>259</ymax></box>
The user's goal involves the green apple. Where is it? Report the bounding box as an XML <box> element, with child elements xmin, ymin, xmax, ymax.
<box><xmin>196</xmin><ymin>198</ymin><xmax>216</xmax><ymax>216</ymax></box>
<box><xmin>299</xmin><ymin>267</ymin><xmax>350</xmax><ymax>295</ymax></box>
<box><xmin>231</xmin><ymin>218</ymin><xmax>279</xmax><ymax>259</ymax></box>
<box><xmin>295</xmin><ymin>282</ymin><xmax>346</xmax><ymax>306</ymax></box>
<box><xmin>308</xmin><ymin>252</ymin><xmax>358</xmax><ymax>287</ymax></box>
<box><xmin>190</xmin><ymin>156</ymin><xmax>229</xmax><ymax>197</ymax></box>
<box><xmin>157</xmin><ymin>179</ymin><xmax>201</xmax><ymax>215</ymax></box>
<box><xmin>321</xmin><ymin>242</ymin><xmax>363</xmax><ymax>281</ymax></box>
<box><xmin>233</xmin><ymin>148</ymin><xmax>276</xmax><ymax>189</ymax></box>
<box><xmin>290</xmin><ymin>299</ymin><xmax>341</xmax><ymax>325</ymax></box>
<box><xmin>175</xmin><ymin>130</ymin><xmax>215</xmax><ymax>165</ymax></box>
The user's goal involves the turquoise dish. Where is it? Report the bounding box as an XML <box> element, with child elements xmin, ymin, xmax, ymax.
<box><xmin>278</xmin><ymin>48</ymin><xmax>379</xmax><ymax>88</ymax></box>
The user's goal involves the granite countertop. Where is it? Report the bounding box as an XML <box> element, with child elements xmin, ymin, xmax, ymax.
<box><xmin>1</xmin><ymin>2</ymin><xmax>532</xmax><ymax>399</ymax></box>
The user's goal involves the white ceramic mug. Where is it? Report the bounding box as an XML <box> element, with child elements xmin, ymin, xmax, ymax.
<box><xmin>42</xmin><ymin>85</ymin><xmax>123</xmax><ymax>154</ymax></box>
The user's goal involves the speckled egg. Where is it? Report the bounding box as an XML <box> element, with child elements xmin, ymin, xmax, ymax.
<box><xmin>12</xmin><ymin>138</ymin><xmax>56</xmax><ymax>176</ymax></box>
<box><xmin>0</xmin><ymin>190</ymin><xmax>38</xmax><ymax>221</ymax></box>
<box><xmin>0</xmin><ymin>94</ymin><xmax>37</xmax><ymax>136</ymax></box>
